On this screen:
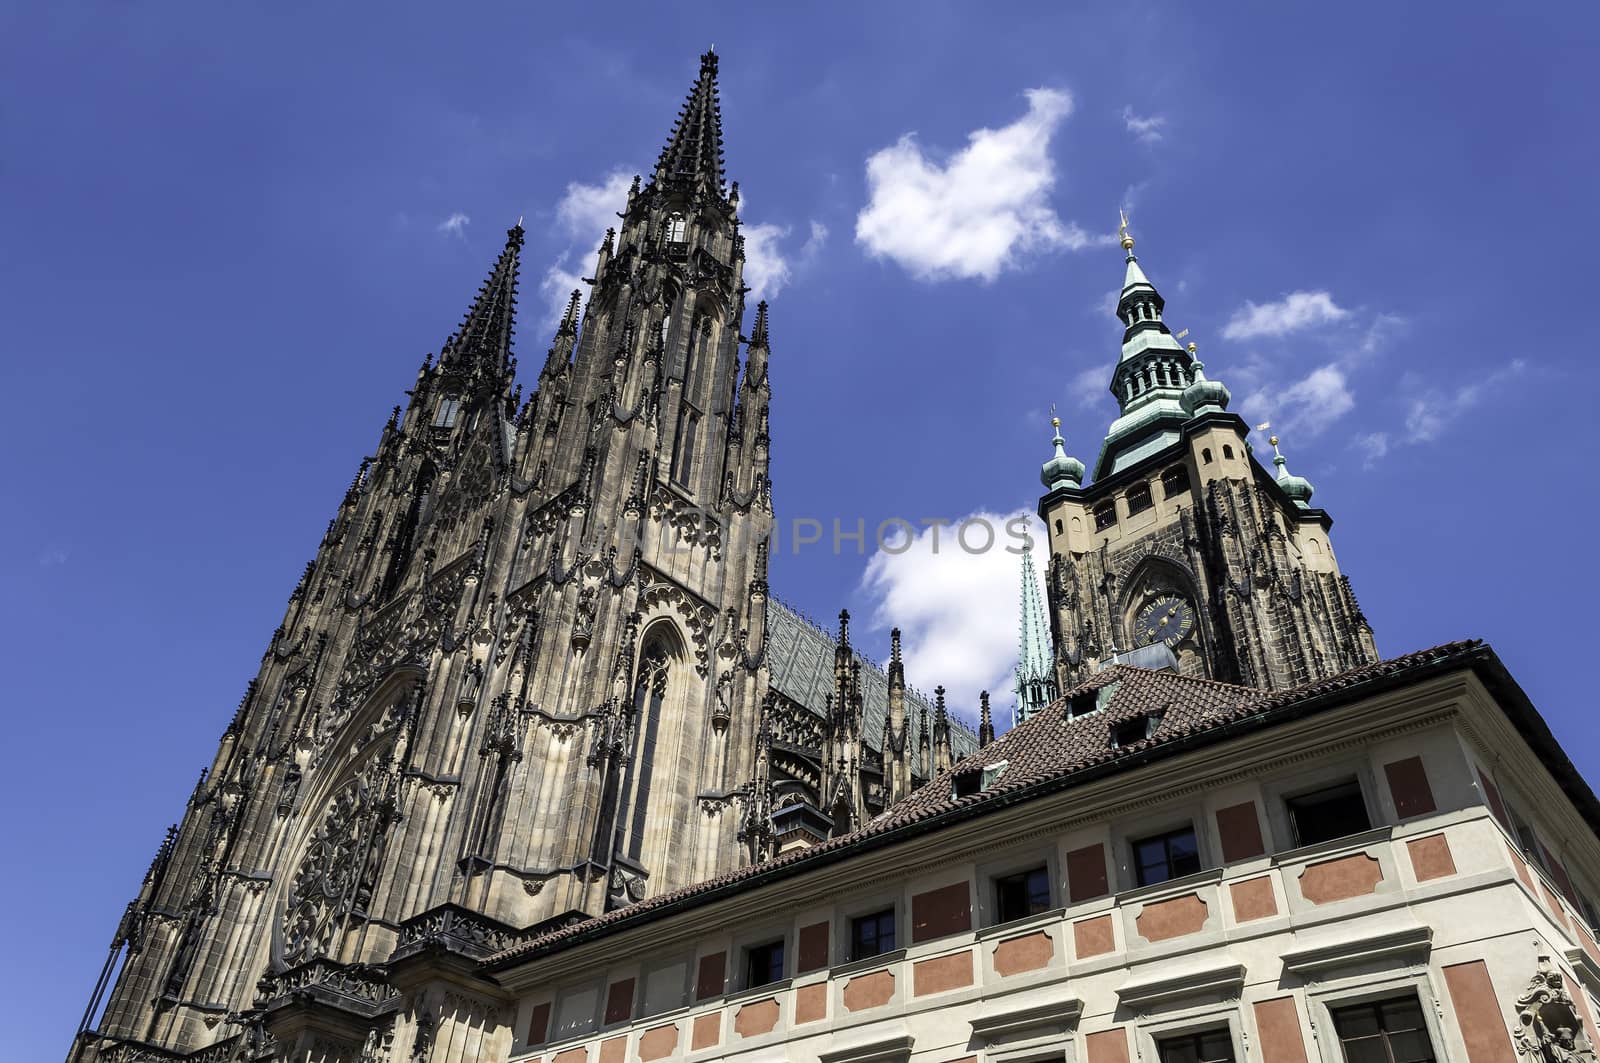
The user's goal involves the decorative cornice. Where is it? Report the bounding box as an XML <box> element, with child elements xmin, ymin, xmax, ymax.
<box><xmin>818</xmin><ymin>1031</ymin><xmax>916</xmax><ymax>1063</ymax></box>
<box><xmin>1280</xmin><ymin>924</ymin><xmax>1432</xmax><ymax>978</ymax></box>
<box><xmin>970</xmin><ymin>997</ymin><xmax>1084</xmax><ymax>1042</ymax></box>
<box><xmin>1116</xmin><ymin>961</ymin><xmax>1245</xmax><ymax>1009</ymax></box>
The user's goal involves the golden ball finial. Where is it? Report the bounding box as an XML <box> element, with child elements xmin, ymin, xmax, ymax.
<box><xmin>1269</xmin><ymin>435</ymin><xmax>1280</xmax><ymax>448</ymax></box>
<box><xmin>1051</xmin><ymin>415</ymin><xmax>1061</xmax><ymax>429</ymax></box>
<box><xmin>1186</xmin><ymin>341</ymin><xmax>1198</xmax><ymax>354</ymax></box>
<box><xmin>1118</xmin><ymin>209</ymin><xmax>1135</xmax><ymax>252</ymax></box>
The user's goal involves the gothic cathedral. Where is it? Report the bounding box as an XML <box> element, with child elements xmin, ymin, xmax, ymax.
<box><xmin>75</xmin><ymin>53</ymin><xmax>1381</xmax><ymax>1063</ymax></box>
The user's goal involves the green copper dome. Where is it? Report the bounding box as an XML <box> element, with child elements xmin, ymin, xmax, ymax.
<box><xmin>1181</xmin><ymin>355</ymin><xmax>1231</xmax><ymax>416</ymax></box>
<box><xmin>1274</xmin><ymin>452</ymin><xmax>1315</xmax><ymax>508</ymax></box>
<box><xmin>1041</xmin><ymin>420</ymin><xmax>1086</xmax><ymax>490</ymax></box>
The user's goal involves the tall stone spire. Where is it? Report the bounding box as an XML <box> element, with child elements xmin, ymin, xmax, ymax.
<box><xmin>1093</xmin><ymin>213</ymin><xmax>1203</xmax><ymax>479</ymax></box>
<box><xmin>1014</xmin><ymin>543</ymin><xmax>1056</xmax><ymax>727</ymax></box>
<box><xmin>438</xmin><ymin>223</ymin><xmax>523</xmax><ymax>388</ymax></box>
<box><xmin>653</xmin><ymin>50</ymin><xmax>727</xmax><ymax>197</ymax></box>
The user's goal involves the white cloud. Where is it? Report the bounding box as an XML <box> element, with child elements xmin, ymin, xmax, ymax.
<box><xmin>1244</xmin><ymin>363</ymin><xmax>1355</xmax><ymax>438</ymax></box>
<box><xmin>1221</xmin><ymin>290</ymin><xmax>1350</xmax><ymax>341</ymax></box>
<box><xmin>437</xmin><ymin>212</ymin><xmax>470</xmax><ymax>238</ymax></box>
<box><xmin>538</xmin><ymin>253</ymin><xmax>584</xmax><ymax>332</ymax></box>
<box><xmin>1356</xmin><ymin>432</ymin><xmax>1390</xmax><ymax>468</ymax></box>
<box><xmin>1121</xmin><ymin>106</ymin><xmax>1167</xmax><ymax>144</ymax></box>
<box><xmin>533</xmin><ymin>171</ymin><xmax>635</xmax><ymax>331</ymax></box>
<box><xmin>855</xmin><ymin>88</ymin><xmax>1107</xmax><ymax>282</ymax></box>
<box><xmin>1403</xmin><ymin>359</ymin><xmax>1525</xmax><ymax>443</ymax></box>
<box><xmin>1068</xmin><ymin>364</ymin><xmax>1109</xmax><ymax>409</ymax></box>
<box><xmin>742</xmin><ymin>222</ymin><xmax>792</xmax><ymax>303</ymax></box>
<box><xmin>859</xmin><ymin>509</ymin><xmax>1045</xmax><ymax>725</ymax></box>
<box><xmin>740</xmin><ymin>217</ymin><xmax>829</xmax><ymax>303</ymax></box>
<box><xmin>555</xmin><ymin>170</ymin><xmax>633</xmax><ymax>240</ymax></box>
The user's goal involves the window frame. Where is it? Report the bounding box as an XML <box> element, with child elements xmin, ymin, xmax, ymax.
<box><xmin>991</xmin><ymin>864</ymin><xmax>1054</xmax><ymax>926</ymax></box>
<box><xmin>848</xmin><ymin>907</ymin><xmax>898</xmax><ymax>963</ymax></box>
<box><xmin>1305</xmin><ymin>973</ymin><xmax>1449</xmax><ymax>1063</ymax></box>
<box><xmin>976</xmin><ymin>848</ymin><xmax>1062</xmax><ymax>930</ymax></box>
<box><xmin>1286</xmin><ymin>777</ymin><xmax>1374</xmax><ymax>849</ymax></box>
<box><xmin>1126</xmin><ymin>482</ymin><xmax>1155</xmax><ymax>516</ymax></box>
<box><xmin>1093</xmin><ymin>500</ymin><xmax>1119</xmax><ymax>531</ymax></box>
<box><xmin>1156</xmin><ymin>1027</ymin><xmax>1238</xmax><ymax>1063</ymax></box>
<box><xmin>1262</xmin><ymin>758</ymin><xmax>1382</xmax><ymax>856</ymax></box>
<box><xmin>433</xmin><ymin>394</ymin><xmax>462</xmax><ymax>428</ymax></box>
<box><xmin>1161</xmin><ymin>464</ymin><xmax>1192</xmax><ymax>498</ymax></box>
<box><xmin>1136</xmin><ymin>1009</ymin><xmax>1245</xmax><ymax>1063</ymax></box>
<box><xmin>1131</xmin><ymin>824</ymin><xmax>1204</xmax><ymax>888</ymax></box>
<box><xmin>742</xmin><ymin>937</ymin><xmax>786</xmax><ymax>990</ymax></box>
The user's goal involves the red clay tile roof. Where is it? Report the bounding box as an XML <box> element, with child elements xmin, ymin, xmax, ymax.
<box><xmin>485</xmin><ymin>640</ymin><xmax>1497</xmax><ymax>968</ymax></box>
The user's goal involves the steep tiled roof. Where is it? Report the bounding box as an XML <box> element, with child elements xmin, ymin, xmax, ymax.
<box><xmin>766</xmin><ymin>598</ymin><xmax>978</xmax><ymax>757</ymax></box>
<box><xmin>486</xmin><ymin>640</ymin><xmax>1494</xmax><ymax>968</ymax></box>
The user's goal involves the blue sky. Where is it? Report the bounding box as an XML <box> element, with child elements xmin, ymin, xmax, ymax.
<box><xmin>5</xmin><ymin>2</ymin><xmax>1598</xmax><ymax>1054</ymax></box>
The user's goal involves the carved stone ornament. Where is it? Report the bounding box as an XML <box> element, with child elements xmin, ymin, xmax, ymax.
<box><xmin>1515</xmin><ymin>956</ymin><xmax>1598</xmax><ymax>1063</ymax></box>
<box><xmin>280</xmin><ymin>745</ymin><xmax>397</xmax><ymax>966</ymax></box>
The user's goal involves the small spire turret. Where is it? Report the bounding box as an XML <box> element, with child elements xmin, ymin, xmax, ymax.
<box><xmin>1268</xmin><ymin>433</ymin><xmax>1316</xmax><ymax>508</ymax></box>
<box><xmin>978</xmin><ymin>691</ymin><xmax>995</xmax><ymax>748</ymax></box>
<box><xmin>439</xmin><ymin>224</ymin><xmax>523</xmax><ymax>387</ymax></box>
<box><xmin>1014</xmin><ymin>543</ymin><xmax>1056</xmax><ymax>727</ymax></box>
<box><xmin>1041</xmin><ymin>412</ymin><xmax>1086</xmax><ymax>491</ymax></box>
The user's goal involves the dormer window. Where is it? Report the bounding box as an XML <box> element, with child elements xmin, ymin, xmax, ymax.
<box><xmin>1110</xmin><ymin>710</ymin><xmax>1164</xmax><ymax>749</ymax></box>
<box><xmin>433</xmin><ymin>396</ymin><xmax>461</xmax><ymax>428</ymax></box>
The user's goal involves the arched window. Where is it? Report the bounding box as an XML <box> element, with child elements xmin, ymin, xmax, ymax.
<box><xmin>1161</xmin><ymin>465</ymin><xmax>1191</xmax><ymax>497</ymax></box>
<box><xmin>620</xmin><ymin>632</ymin><xmax>677</xmax><ymax>864</ymax></box>
<box><xmin>1202</xmin><ymin>448</ymin><xmax>1214</xmax><ymax>465</ymax></box>
<box><xmin>1126</xmin><ymin>483</ymin><xmax>1154</xmax><ymax>515</ymax></box>
<box><xmin>1223</xmin><ymin>444</ymin><xmax>1235</xmax><ymax>460</ymax></box>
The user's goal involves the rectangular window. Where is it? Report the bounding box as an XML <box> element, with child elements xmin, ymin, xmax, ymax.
<box><xmin>1330</xmin><ymin>995</ymin><xmax>1436</xmax><ymax>1063</ymax></box>
<box><xmin>433</xmin><ymin>395</ymin><xmax>461</xmax><ymax>428</ymax></box>
<box><xmin>1287</xmin><ymin>779</ymin><xmax>1371</xmax><ymax>847</ymax></box>
<box><xmin>1133</xmin><ymin>826</ymin><xmax>1202</xmax><ymax>886</ymax></box>
<box><xmin>849</xmin><ymin>908</ymin><xmax>896</xmax><ymax>961</ymax></box>
<box><xmin>993</xmin><ymin>865</ymin><xmax>1052</xmax><ymax>924</ymax></box>
<box><xmin>1158</xmin><ymin>1029</ymin><xmax>1236</xmax><ymax>1063</ymax></box>
<box><xmin>1507</xmin><ymin>804</ymin><xmax>1546</xmax><ymax>868</ymax></box>
<box><xmin>744</xmin><ymin>940</ymin><xmax>784</xmax><ymax>988</ymax></box>
<box><xmin>1094</xmin><ymin>502</ymin><xmax>1118</xmax><ymax>531</ymax></box>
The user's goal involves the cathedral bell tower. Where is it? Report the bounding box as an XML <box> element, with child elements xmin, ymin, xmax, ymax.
<box><xmin>1036</xmin><ymin>215</ymin><xmax>1378</xmax><ymax>691</ymax></box>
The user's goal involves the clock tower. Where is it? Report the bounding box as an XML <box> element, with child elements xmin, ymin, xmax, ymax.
<box><xmin>1037</xmin><ymin>217</ymin><xmax>1378</xmax><ymax>690</ymax></box>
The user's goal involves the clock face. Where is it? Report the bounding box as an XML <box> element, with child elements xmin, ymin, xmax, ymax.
<box><xmin>1136</xmin><ymin>595</ymin><xmax>1196</xmax><ymax>647</ymax></box>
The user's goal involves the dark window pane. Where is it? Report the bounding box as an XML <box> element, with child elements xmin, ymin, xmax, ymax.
<box><xmin>1198</xmin><ymin>1031</ymin><xmax>1235</xmax><ymax>1063</ymax></box>
<box><xmin>746</xmin><ymin>941</ymin><xmax>784</xmax><ymax>987</ymax></box>
<box><xmin>1158</xmin><ymin>1030</ymin><xmax>1234</xmax><ymax>1063</ymax></box>
<box><xmin>1288</xmin><ymin>780</ymin><xmax>1371</xmax><ymax>846</ymax></box>
<box><xmin>1159</xmin><ymin>1040</ymin><xmax>1200</xmax><ymax>1063</ymax></box>
<box><xmin>994</xmin><ymin>866</ymin><xmax>1051</xmax><ymax>923</ymax></box>
<box><xmin>1387</xmin><ymin>1031</ymin><xmax>1433</xmax><ymax>1063</ymax></box>
<box><xmin>1134</xmin><ymin>826</ymin><xmax>1201</xmax><ymax>886</ymax></box>
<box><xmin>1332</xmin><ymin>997</ymin><xmax>1435</xmax><ymax>1063</ymax></box>
<box><xmin>851</xmin><ymin>909</ymin><xmax>895</xmax><ymax>961</ymax></box>
<box><xmin>1333</xmin><ymin>1006</ymin><xmax>1381</xmax><ymax>1039</ymax></box>
<box><xmin>1380</xmin><ymin>998</ymin><xmax>1425</xmax><ymax>1030</ymax></box>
